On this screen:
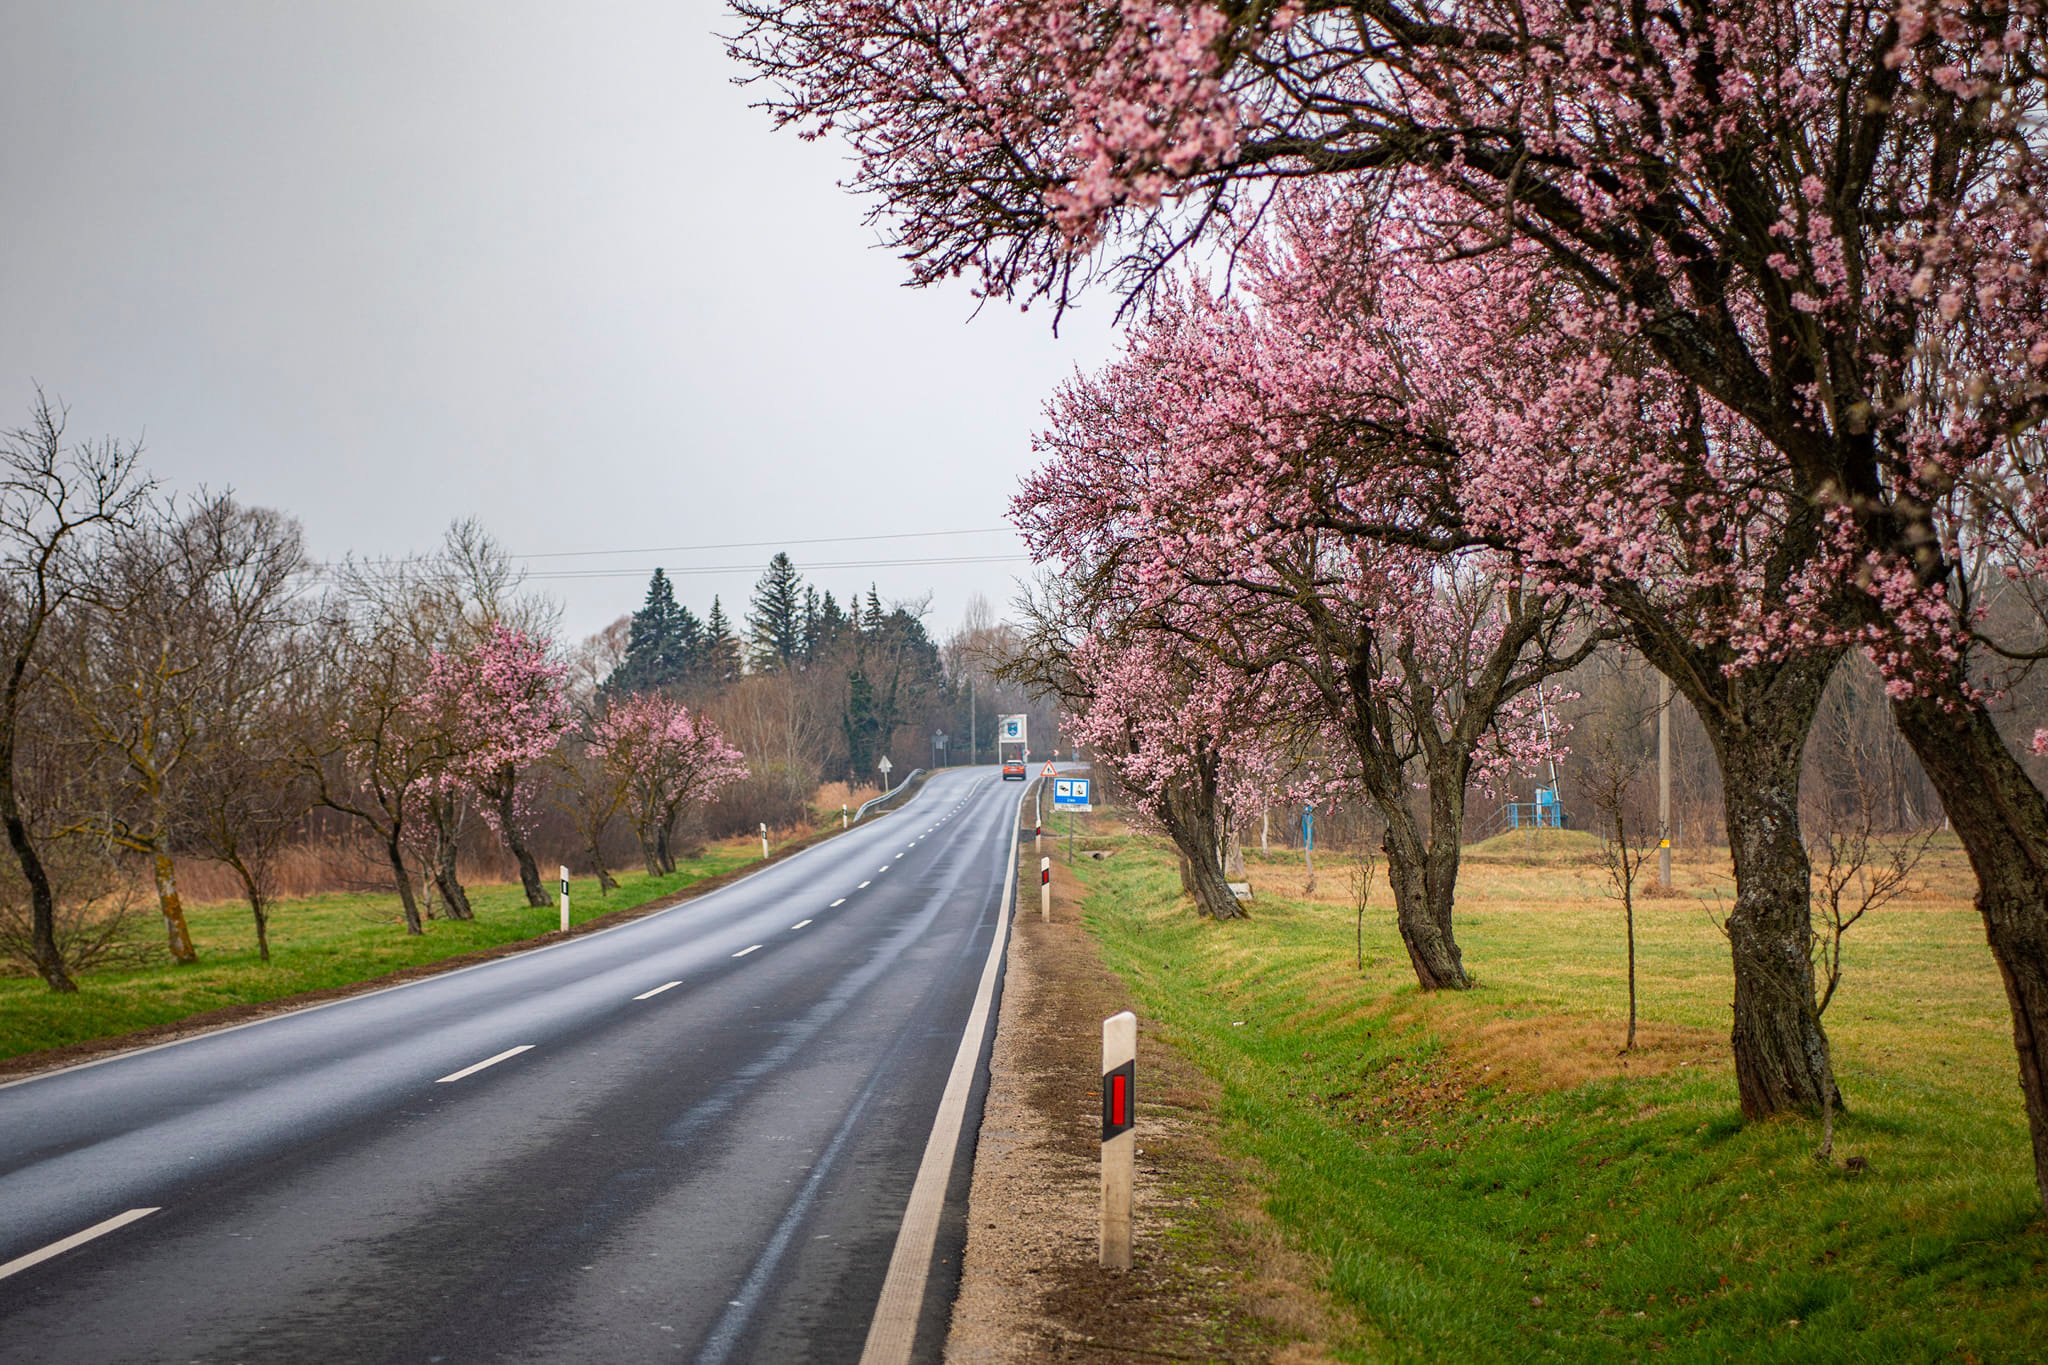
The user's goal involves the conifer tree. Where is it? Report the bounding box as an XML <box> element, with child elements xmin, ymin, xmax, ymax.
<box><xmin>703</xmin><ymin>596</ymin><xmax>743</xmax><ymax>684</ymax></box>
<box><xmin>748</xmin><ymin>552</ymin><xmax>805</xmax><ymax>672</ymax></box>
<box><xmin>608</xmin><ymin>568</ymin><xmax>685</xmax><ymax>694</ymax></box>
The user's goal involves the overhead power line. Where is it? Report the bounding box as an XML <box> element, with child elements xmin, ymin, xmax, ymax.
<box><xmin>297</xmin><ymin>550</ymin><xmax>1034</xmax><ymax>581</ymax></box>
<box><xmin>512</xmin><ymin>526</ymin><xmax>1010</xmax><ymax>561</ymax></box>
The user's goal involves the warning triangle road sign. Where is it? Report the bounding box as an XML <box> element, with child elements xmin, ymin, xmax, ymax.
<box><xmin>1041</xmin><ymin>762</ymin><xmax>1058</xmax><ymax>777</ymax></box>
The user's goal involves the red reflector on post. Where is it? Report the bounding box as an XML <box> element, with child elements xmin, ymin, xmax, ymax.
<box><xmin>1101</xmin><ymin>1059</ymin><xmax>1135</xmax><ymax>1141</ymax></box>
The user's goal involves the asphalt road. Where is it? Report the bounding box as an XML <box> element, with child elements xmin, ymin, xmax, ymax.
<box><xmin>0</xmin><ymin>766</ymin><xmax>1027</xmax><ymax>1364</ymax></box>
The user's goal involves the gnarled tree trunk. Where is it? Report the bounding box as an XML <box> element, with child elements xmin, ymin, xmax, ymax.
<box><xmin>1378</xmin><ymin>794</ymin><xmax>1469</xmax><ymax>991</ymax></box>
<box><xmin>1717</xmin><ymin>731</ymin><xmax>1838</xmax><ymax>1117</ymax></box>
<box><xmin>1160</xmin><ymin>778</ymin><xmax>1245</xmax><ymax>921</ymax></box>
<box><xmin>1892</xmin><ymin>688</ymin><xmax>2048</xmax><ymax>1208</ymax></box>
<box><xmin>586</xmin><ymin>838</ymin><xmax>619</xmax><ymax>894</ymax></box>
<box><xmin>431</xmin><ymin>835</ymin><xmax>473</xmax><ymax>921</ymax></box>
<box><xmin>1627</xmin><ymin>612</ymin><xmax>1844</xmax><ymax>1119</ymax></box>
<box><xmin>497</xmin><ymin>783</ymin><xmax>547</xmax><ymax>908</ymax></box>
<box><xmin>152</xmin><ymin>836</ymin><xmax>198</xmax><ymax>965</ymax></box>
<box><xmin>384</xmin><ymin>831</ymin><xmax>423</xmax><ymax>935</ymax></box>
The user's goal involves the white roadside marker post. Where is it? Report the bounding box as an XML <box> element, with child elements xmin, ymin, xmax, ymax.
<box><xmin>1040</xmin><ymin>856</ymin><xmax>1052</xmax><ymax>922</ymax></box>
<box><xmin>1100</xmin><ymin>1010</ymin><xmax>1137</xmax><ymax>1270</ymax></box>
<box><xmin>558</xmin><ymin>865</ymin><xmax>570</xmax><ymax>934</ymax></box>
<box><xmin>843</xmin><ymin>802</ymin><xmax>849</xmax><ymax>829</ymax></box>
<box><xmin>760</xmin><ymin>822</ymin><xmax>770</xmax><ymax>860</ymax></box>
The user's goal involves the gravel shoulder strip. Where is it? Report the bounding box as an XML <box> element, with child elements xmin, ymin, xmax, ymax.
<box><xmin>946</xmin><ymin>842</ymin><xmax>1339</xmax><ymax>1364</ymax></box>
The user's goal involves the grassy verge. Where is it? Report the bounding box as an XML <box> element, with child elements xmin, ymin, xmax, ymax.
<box><xmin>0</xmin><ymin>840</ymin><xmax>764</xmax><ymax>1065</ymax></box>
<box><xmin>1067</xmin><ymin>820</ymin><xmax>2046</xmax><ymax>1361</ymax></box>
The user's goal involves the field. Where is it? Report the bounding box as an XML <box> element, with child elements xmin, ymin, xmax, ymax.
<box><xmin>1069</xmin><ymin>821</ymin><xmax>2047</xmax><ymax>1361</ymax></box>
<box><xmin>0</xmin><ymin>840</ymin><xmax>759</xmax><ymax>1065</ymax></box>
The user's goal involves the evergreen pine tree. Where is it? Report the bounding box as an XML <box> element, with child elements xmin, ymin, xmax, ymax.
<box><xmin>673</xmin><ymin>605</ymin><xmax>706</xmax><ymax>683</ymax></box>
<box><xmin>748</xmin><ymin>552</ymin><xmax>806</xmax><ymax>672</ymax></box>
<box><xmin>608</xmin><ymin>568</ymin><xmax>685</xmax><ymax>693</ymax></box>
<box><xmin>800</xmin><ymin>585</ymin><xmax>821</xmax><ymax>663</ymax></box>
<box><xmin>704</xmin><ymin>596</ymin><xmax>743</xmax><ymax>683</ymax></box>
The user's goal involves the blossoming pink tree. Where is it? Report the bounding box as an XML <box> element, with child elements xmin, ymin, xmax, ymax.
<box><xmin>412</xmin><ymin>624</ymin><xmax>571</xmax><ymax>910</ymax></box>
<box><xmin>1059</xmin><ymin>623</ymin><xmax>1281</xmax><ymax>921</ymax></box>
<box><xmin>590</xmin><ymin>694</ymin><xmax>749</xmax><ymax>877</ymax></box>
<box><xmin>1018</xmin><ymin>287</ymin><xmax>1600</xmax><ymax>988</ymax></box>
<box><xmin>1235</xmin><ymin>194</ymin><xmax>1857</xmax><ymax>1113</ymax></box>
<box><xmin>736</xmin><ymin>0</ymin><xmax>2048</xmax><ymax>1192</ymax></box>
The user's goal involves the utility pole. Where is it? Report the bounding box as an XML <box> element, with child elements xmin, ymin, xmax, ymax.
<box><xmin>1658</xmin><ymin>673</ymin><xmax>1673</xmax><ymax>891</ymax></box>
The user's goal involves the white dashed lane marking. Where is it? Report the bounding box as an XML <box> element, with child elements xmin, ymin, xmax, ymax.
<box><xmin>830</xmin><ymin>898</ymin><xmax>846</xmax><ymax>907</ymax></box>
<box><xmin>858</xmin><ymin>881</ymin><xmax>871</xmax><ymax>889</ymax></box>
<box><xmin>790</xmin><ymin>919</ymin><xmax>813</xmax><ymax>931</ymax></box>
<box><xmin>436</xmin><ymin>1045</ymin><xmax>535</xmax><ymax>1084</ymax></box>
<box><xmin>0</xmin><ymin>1208</ymin><xmax>159</xmax><ymax>1283</ymax></box>
<box><xmin>733</xmin><ymin>945</ymin><xmax>763</xmax><ymax>959</ymax></box>
<box><xmin>633</xmin><ymin>981</ymin><xmax>682</xmax><ymax>1001</ymax></box>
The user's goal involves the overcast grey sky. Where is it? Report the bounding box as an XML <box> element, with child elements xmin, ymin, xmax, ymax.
<box><xmin>0</xmin><ymin>2</ymin><xmax>1116</xmax><ymax>642</ymax></box>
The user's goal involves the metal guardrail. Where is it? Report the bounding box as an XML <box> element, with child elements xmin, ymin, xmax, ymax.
<box><xmin>852</xmin><ymin>768</ymin><xmax>926</xmax><ymax>824</ymax></box>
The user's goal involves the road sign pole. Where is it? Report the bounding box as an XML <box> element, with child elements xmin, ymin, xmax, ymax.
<box><xmin>1100</xmin><ymin>1010</ymin><xmax>1137</xmax><ymax>1269</ymax></box>
<box><xmin>558</xmin><ymin>865</ymin><xmax>570</xmax><ymax>934</ymax></box>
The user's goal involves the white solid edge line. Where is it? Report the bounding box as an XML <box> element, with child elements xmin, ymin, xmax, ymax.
<box><xmin>830</xmin><ymin>898</ymin><xmax>847</xmax><ymax>908</ymax></box>
<box><xmin>435</xmin><ymin>1044</ymin><xmax>534</xmax><ymax>1084</ymax></box>
<box><xmin>790</xmin><ymin>919</ymin><xmax>813</xmax><ymax>931</ymax></box>
<box><xmin>634</xmin><ymin>981</ymin><xmax>682</xmax><ymax>1001</ymax></box>
<box><xmin>0</xmin><ymin>771</ymin><xmax>960</xmax><ymax>1095</ymax></box>
<box><xmin>0</xmin><ymin>1207</ymin><xmax>160</xmax><ymax>1282</ymax></box>
<box><xmin>859</xmin><ymin>777</ymin><xmax>1027</xmax><ymax>1365</ymax></box>
<box><xmin>733</xmin><ymin>944</ymin><xmax>762</xmax><ymax>958</ymax></box>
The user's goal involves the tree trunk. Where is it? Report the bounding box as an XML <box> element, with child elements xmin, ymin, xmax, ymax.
<box><xmin>152</xmin><ymin>836</ymin><xmax>199</xmax><ymax>965</ymax></box>
<box><xmin>1</xmin><ymin>754</ymin><xmax>74</xmax><ymax>991</ymax></box>
<box><xmin>1381</xmin><ymin>815</ymin><xmax>1469</xmax><ymax>990</ymax></box>
<box><xmin>1716</xmin><ymin>718</ymin><xmax>1839</xmax><ymax>1118</ymax></box>
<box><xmin>655</xmin><ymin>823</ymin><xmax>676</xmax><ymax>875</ymax></box>
<box><xmin>1178</xmin><ymin>834</ymin><xmax>1246</xmax><ymax>920</ymax></box>
<box><xmin>1160</xmin><ymin>784</ymin><xmax>1245</xmax><ymax>920</ymax></box>
<box><xmin>498</xmin><ymin>783</ymin><xmax>547</xmax><ymax>909</ymax></box>
<box><xmin>637</xmin><ymin>826</ymin><xmax>662</xmax><ymax>877</ymax></box>
<box><xmin>587</xmin><ymin>838</ymin><xmax>619</xmax><ymax>894</ymax></box>
<box><xmin>385</xmin><ymin>833</ymin><xmax>423</xmax><ymax>935</ymax></box>
<box><xmin>432</xmin><ymin>831</ymin><xmax>473</xmax><ymax>921</ymax></box>
<box><xmin>229</xmin><ymin>857</ymin><xmax>270</xmax><ymax>963</ymax></box>
<box><xmin>1891</xmin><ymin>688</ymin><xmax>2048</xmax><ymax>1209</ymax></box>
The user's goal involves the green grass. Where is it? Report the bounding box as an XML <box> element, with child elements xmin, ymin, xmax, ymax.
<box><xmin>1072</xmin><ymin>825</ymin><xmax>2046</xmax><ymax>1362</ymax></box>
<box><xmin>0</xmin><ymin>842</ymin><xmax>759</xmax><ymax>1063</ymax></box>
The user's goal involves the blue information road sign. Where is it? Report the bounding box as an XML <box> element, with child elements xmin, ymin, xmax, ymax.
<box><xmin>1053</xmin><ymin>777</ymin><xmax>1092</xmax><ymax>810</ymax></box>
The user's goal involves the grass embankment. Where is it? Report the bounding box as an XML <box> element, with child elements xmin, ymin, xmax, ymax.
<box><xmin>1070</xmin><ymin>822</ymin><xmax>2046</xmax><ymax>1361</ymax></box>
<box><xmin>0</xmin><ymin>842</ymin><xmax>760</xmax><ymax>1065</ymax></box>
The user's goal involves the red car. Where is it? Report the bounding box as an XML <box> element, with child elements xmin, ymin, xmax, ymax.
<box><xmin>1001</xmin><ymin>761</ymin><xmax>1026</xmax><ymax>781</ymax></box>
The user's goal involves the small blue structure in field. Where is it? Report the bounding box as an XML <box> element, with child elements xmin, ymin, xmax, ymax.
<box><xmin>1502</xmin><ymin>786</ymin><xmax>1568</xmax><ymax>830</ymax></box>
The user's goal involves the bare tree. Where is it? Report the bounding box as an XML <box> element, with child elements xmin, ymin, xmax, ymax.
<box><xmin>306</xmin><ymin>610</ymin><xmax>439</xmax><ymax>935</ymax></box>
<box><xmin>1590</xmin><ymin>744</ymin><xmax>1652</xmax><ymax>1055</ymax></box>
<box><xmin>56</xmin><ymin>492</ymin><xmax>304</xmax><ymax>964</ymax></box>
<box><xmin>1802</xmin><ymin>690</ymin><xmax>1937</xmax><ymax>1163</ymax></box>
<box><xmin>0</xmin><ymin>393</ymin><xmax>150</xmax><ymax>990</ymax></box>
<box><xmin>550</xmin><ymin>735</ymin><xmax>626</xmax><ymax>894</ymax></box>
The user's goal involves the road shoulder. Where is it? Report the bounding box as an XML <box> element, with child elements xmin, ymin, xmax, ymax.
<box><xmin>946</xmin><ymin>839</ymin><xmax>1342</xmax><ymax>1363</ymax></box>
